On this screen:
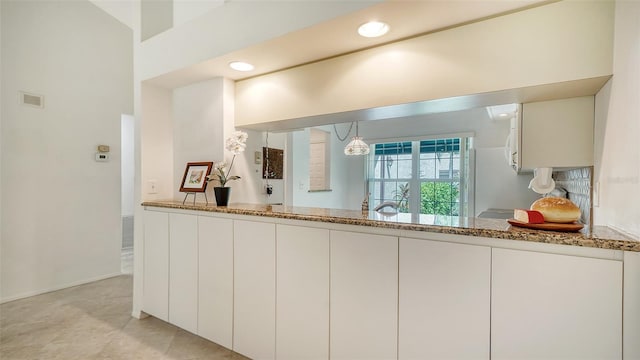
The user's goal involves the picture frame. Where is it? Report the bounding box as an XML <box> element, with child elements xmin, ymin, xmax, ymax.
<box><xmin>179</xmin><ymin>162</ymin><xmax>213</xmax><ymax>193</ymax></box>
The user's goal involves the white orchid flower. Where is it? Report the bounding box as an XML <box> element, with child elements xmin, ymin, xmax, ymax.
<box><xmin>209</xmin><ymin>132</ymin><xmax>249</xmax><ymax>187</ymax></box>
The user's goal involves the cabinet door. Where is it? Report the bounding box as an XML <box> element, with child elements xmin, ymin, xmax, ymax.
<box><xmin>198</xmin><ymin>216</ymin><xmax>233</xmax><ymax>349</ymax></box>
<box><xmin>399</xmin><ymin>238</ymin><xmax>490</xmax><ymax>360</ymax></box>
<box><xmin>276</xmin><ymin>225</ymin><xmax>329</xmax><ymax>360</ymax></box>
<box><xmin>521</xmin><ymin>96</ymin><xmax>594</xmax><ymax>169</ymax></box>
<box><xmin>624</xmin><ymin>251</ymin><xmax>640</xmax><ymax>359</ymax></box>
<box><xmin>142</xmin><ymin>210</ymin><xmax>169</xmax><ymax>321</ymax></box>
<box><xmin>168</xmin><ymin>213</ymin><xmax>198</xmax><ymax>333</ymax></box>
<box><xmin>234</xmin><ymin>220</ymin><xmax>276</xmax><ymax>360</ymax></box>
<box><xmin>330</xmin><ymin>230</ymin><xmax>398</xmax><ymax>360</ymax></box>
<box><xmin>492</xmin><ymin>248</ymin><xmax>622</xmax><ymax>360</ymax></box>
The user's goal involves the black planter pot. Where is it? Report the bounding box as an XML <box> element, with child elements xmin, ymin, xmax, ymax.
<box><xmin>214</xmin><ymin>187</ymin><xmax>231</xmax><ymax>206</ymax></box>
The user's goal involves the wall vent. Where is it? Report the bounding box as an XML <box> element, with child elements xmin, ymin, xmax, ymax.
<box><xmin>19</xmin><ymin>91</ymin><xmax>44</xmax><ymax>108</ymax></box>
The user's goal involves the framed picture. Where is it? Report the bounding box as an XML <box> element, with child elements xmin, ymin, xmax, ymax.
<box><xmin>179</xmin><ymin>162</ymin><xmax>213</xmax><ymax>193</ymax></box>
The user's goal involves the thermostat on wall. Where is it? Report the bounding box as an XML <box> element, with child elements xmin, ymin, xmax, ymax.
<box><xmin>97</xmin><ymin>145</ymin><xmax>110</xmax><ymax>153</ymax></box>
<box><xmin>95</xmin><ymin>153</ymin><xmax>110</xmax><ymax>162</ymax></box>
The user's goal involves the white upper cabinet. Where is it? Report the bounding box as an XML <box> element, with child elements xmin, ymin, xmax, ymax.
<box><xmin>233</xmin><ymin>220</ymin><xmax>276</xmax><ymax>360</ymax></box>
<box><xmin>276</xmin><ymin>225</ymin><xmax>330</xmax><ymax>360</ymax></box>
<box><xmin>492</xmin><ymin>248</ymin><xmax>622</xmax><ymax>360</ymax></box>
<box><xmin>168</xmin><ymin>213</ymin><xmax>199</xmax><ymax>334</ymax></box>
<box><xmin>399</xmin><ymin>238</ymin><xmax>491</xmax><ymax>360</ymax></box>
<box><xmin>142</xmin><ymin>210</ymin><xmax>169</xmax><ymax>322</ymax></box>
<box><xmin>520</xmin><ymin>96</ymin><xmax>594</xmax><ymax>171</ymax></box>
<box><xmin>330</xmin><ymin>230</ymin><xmax>398</xmax><ymax>360</ymax></box>
<box><xmin>198</xmin><ymin>216</ymin><xmax>233</xmax><ymax>349</ymax></box>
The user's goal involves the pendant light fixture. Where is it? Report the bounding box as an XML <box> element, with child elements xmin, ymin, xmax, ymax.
<box><xmin>344</xmin><ymin>121</ymin><xmax>370</xmax><ymax>156</ymax></box>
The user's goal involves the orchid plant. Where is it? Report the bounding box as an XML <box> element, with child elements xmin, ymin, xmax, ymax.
<box><xmin>207</xmin><ymin>131</ymin><xmax>248</xmax><ymax>187</ymax></box>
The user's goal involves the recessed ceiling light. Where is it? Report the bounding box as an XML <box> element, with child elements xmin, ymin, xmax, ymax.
<box><xmin>499</xmin><ymin>113</ymin><xmax>509</xmax><ymax>117</ymax></box>
<box><xmin>358</xmin><ymin>21</ymin><xmax>389</xmax><ymax>38</ymax></box>
<box><xmin>229</xmin><ymin>61</ymin><xmax>254</xmax><ymax>72</ymax></box>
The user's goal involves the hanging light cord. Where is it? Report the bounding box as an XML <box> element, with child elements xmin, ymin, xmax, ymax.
<box><xmin>334</xmin><ymin>122</ymin><xmax>354</xmax><ymax>141</ymax></box>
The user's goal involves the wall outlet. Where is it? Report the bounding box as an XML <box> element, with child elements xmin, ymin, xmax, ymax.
<box><xmin>148</xmin><ymin>180</ymin><xmax>158</xmax><ymax>194</ymax></box>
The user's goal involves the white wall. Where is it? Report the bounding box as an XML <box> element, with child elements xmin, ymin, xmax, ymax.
<box><xmin>0</xmin><ymin>0</ymin><xmax>133</xmax><ymax>302</ymax></box>
<box><xmin>474</xmin><ymin>147</ymin><xmax>540</xmax><ymax>216</ymax></box>
<box><xmin>121</xmin><ymin>114</ymin><xmax>135</xmax><ymax>217</ymax></box>
<box><xmin>89</xmin><ymin>0</ymin><xmax>135</xmax><ymax>29</ymax></box>
<box><xmin>594</xmin><ymin>0</ymin><xmax>640</xmax><ymax>237</ymax></box>
<box><xmin>141</xmin><ymin>83</ymin><xmax>174</xmax><ymax>201</ymax></box>
<box><xmin>173</xmin><ymin>0</ymin><xmax>224</xmax><ymax>28</ymax></box>
<box><xmin>141</xmin><ymin>0</ymin><xmax>173</xmax><ymax>41</ymax></box>
<box><xmin>170</xmin><ymin>77</ymin><xmax>285</xmax><ymax>205</ymax></box>
<box><xmin>172</xmin><ymin>78</ymin><xmax>225</xmax><ymax>201</ymax></box>
<box><xmin>291</xmin><ymin>124</ymin><xmax>359</xmax><ymax>210</ymax></box>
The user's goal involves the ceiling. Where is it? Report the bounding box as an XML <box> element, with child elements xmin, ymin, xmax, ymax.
<box><xmin>144</xmin><ymin>0</ymin><xmax>552</xmax><ymax>88</ymax></box>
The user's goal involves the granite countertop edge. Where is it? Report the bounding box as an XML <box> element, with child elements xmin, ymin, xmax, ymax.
<box><xmin>142</xmin><ymin>201</ymin><xmax>640</xmax><ymax>252</ymax></box>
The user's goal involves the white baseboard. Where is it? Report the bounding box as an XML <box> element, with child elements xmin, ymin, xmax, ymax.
<box><xmin>0</xmin><ymin>272</ymin><xmax>125</xmax><ymax>304</ymax></box>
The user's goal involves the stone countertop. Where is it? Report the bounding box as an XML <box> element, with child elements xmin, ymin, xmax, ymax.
<box><xmin>142</xmin><ymin>200</ymin><xmax>640</xmax><ymax>252</ymax></box>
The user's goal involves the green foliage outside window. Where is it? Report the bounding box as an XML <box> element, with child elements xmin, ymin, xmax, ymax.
<box><xmin>420</xmin><ymin>182</ymin><xmax>460</xmax><ymax>216</ymax></box>
<box><xmin>392</xmin><ymin>182</ymin><xmax>461</xmax><ymax>216</ymax></box>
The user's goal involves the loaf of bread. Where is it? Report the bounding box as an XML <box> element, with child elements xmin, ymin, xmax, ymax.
<box><xmin>530</xmin><ymin>197</ymin><xmax>581</xmax><ymax>223</ymax></box>
<box><xmin>514</xmin><ymin>209</ymin><xmax>545</xmax><ymax>224</ymax></box>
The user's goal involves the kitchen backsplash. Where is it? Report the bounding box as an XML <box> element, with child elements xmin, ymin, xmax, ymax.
<box><xmin>553</xmin><ymin>167</ymin><xmax>592</xmax><ymax>225</ymax></box>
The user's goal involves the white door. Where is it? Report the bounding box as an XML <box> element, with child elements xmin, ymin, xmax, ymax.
<box><xmin>168</xmin><ymin>213</ymin><xmax>198</xmax><ymax>333</ymax></box>
<box><xmin>142</xmin><ymin>210</ymin><xmax>169</xmax><ymax>321</ymax></box>
<box><xmin>330</xmin><ymin>230</ymin><xmax>398</xmax><ymax>360</ymax></box>
<box><xmin>276</xmin><ymin>225</ymin><xmax>329</xmax><ymax>360</ymax></box>
<box><xmin>399</xmin><ymin>238</ymin><xmax>490</xmax><ymax>360</ymax></box>
<box><xmin>492</xmin><ymin>248</ymin><xmax>622</xmax><ymax>360</ymax></box>
<box><xmin>198</xmin><ymin>216</ymin><xmax>233</xmax><ymax>349</ymax></box>
<box><xmin>233</xmin><ymin>220</ymin><xmax>276</xmax><ymax>360</ymax></box>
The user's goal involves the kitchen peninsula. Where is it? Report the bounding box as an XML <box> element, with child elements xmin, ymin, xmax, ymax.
<box><xmin>144</xmin><ymin>200</ymin><xmax>638</xmax><ymax>251</ymax></box>
<box><xmin>142</xmin><ymin>200</ymin><xmax>639</xmax><ymax>360</ymax></box>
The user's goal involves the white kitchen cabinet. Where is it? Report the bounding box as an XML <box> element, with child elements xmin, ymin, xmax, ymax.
<box><xmin>624</xmin><ymin>251</ymin><xmax>640</xmax><ymax>359</ymax></box>
<box><xmin>142</xmin><ymin>210</ymin><xmax>169</xmax><ymax>321</ymax></box>
<box><xmin>492</xmin><ymin>248</ymin><xmax>622</xmax><ymax>360</ymax></box>
<box><xmin>233</xmin><ymin>220</ymin><xmax>276</xmax><ymax>360</ymax></box>
<box><xmin>399</xmin><ymin>238</ymin><xmax>491</xmax><ymax>360</ymax></box>
<box><xmin>168</xmin><ymin>213</ymin><xmax>198</xmax><ymax>334</ymax></box>
<box><xmin>330</xmin><ymin>230</ymin><xmax>398</xmax><ymax>360</ymax></box>
<box><xmin>198</xmin><ymin>216</ymin><xmax>233</xmax><ymax>349</ymax></box>
<box><xmin>520</xmin><ymin>96</ymin><xmax>594</xmax><ymax>171</ymax></box>
<box><xmin>276</xmin><ymin>225</ymin><xmax>330</xmax><ymax>360</ymax></box>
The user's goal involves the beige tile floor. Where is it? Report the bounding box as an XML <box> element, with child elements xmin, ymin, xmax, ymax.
<box><xmin>0</xmin><ymin>275</ymin><xmax>250</xmax><ymax>360</ymax></box>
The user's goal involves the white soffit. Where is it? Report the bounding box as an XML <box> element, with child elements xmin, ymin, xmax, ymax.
<box><xmin>146</xmin><ymin>0</ymin><xmax>550</xmax><ymax>88</ymax></box>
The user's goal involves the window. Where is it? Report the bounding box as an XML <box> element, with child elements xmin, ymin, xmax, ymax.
<box><xmin>367</xmin><ymin>137</ymin><xmax>469</xmax><ymax>217</ymax></box>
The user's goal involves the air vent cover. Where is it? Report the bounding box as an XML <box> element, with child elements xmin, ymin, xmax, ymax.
<box><xmin>20</xmin><ymin>91</ymin><xmax>44</xmax><ymax>108</ymax></box>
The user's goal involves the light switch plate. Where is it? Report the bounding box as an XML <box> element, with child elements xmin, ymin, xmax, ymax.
<box><xmin>254</xmin><ymin>151</ymin><xmax>262</xmax><ymax>164</ymax></box>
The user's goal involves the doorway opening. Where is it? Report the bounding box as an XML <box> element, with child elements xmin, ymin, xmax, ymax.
<box><xmin>121</xmin><ymin>114</ymin><xmax>135</xmax><ymax>274</ymax></box>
